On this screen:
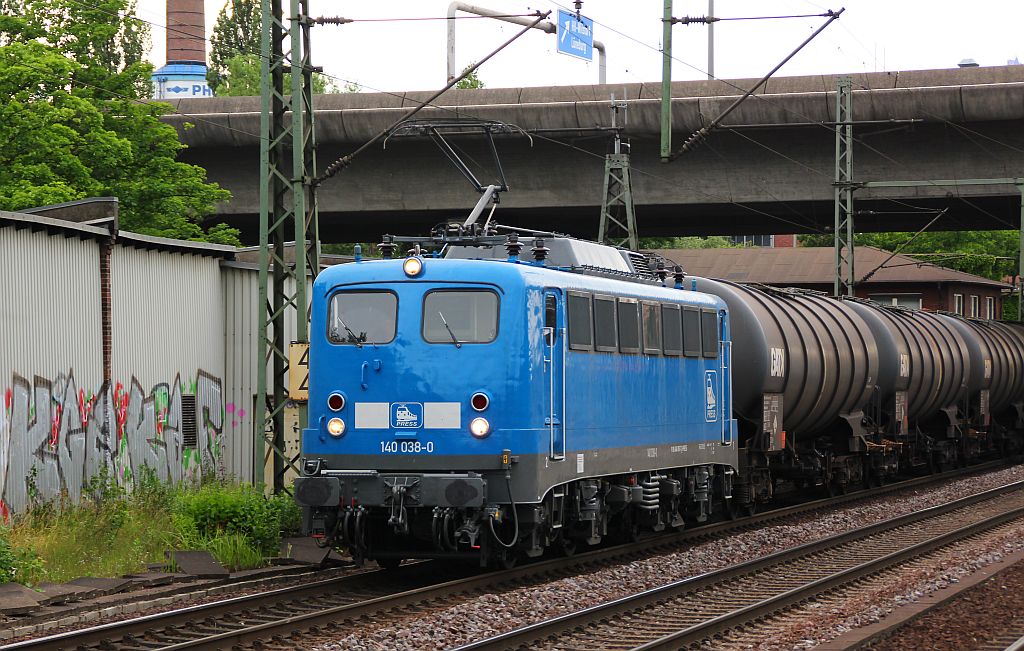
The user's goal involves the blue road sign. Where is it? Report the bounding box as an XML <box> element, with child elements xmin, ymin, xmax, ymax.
<box><xmin>556</xmin><ymin>9</ymin><xmax>593</xmax><ymax>61</ymax></box>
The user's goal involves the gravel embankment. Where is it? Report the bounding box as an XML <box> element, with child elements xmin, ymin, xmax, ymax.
<box><xmin>860</xmin><ymin>553</ymin><xmax>1024</xmax><ymax>651</ymax></box>
<box><xmin>315</xmin><ymin>464</ymin><xmax>1024</xmax><ymax>651</ymax></box>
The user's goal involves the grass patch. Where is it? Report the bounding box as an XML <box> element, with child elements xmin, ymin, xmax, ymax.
<box><xmin>1</xmin><ymin>469</ymin><xmax>303</xmax><ymax>585</ymax></box>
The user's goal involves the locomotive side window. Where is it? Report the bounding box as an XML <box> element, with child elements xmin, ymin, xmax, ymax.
<box><xmin>423</xmin><ymin>290</ymin><xmax>499</xmax><ymax>344</ymax></box>
<box><xmin>661</xmin><ymin>304</ymin><xmax>682</xmax><ymax>356</ymax></box>
<box><xmin>702</xmin><ymin>309</ymin><xmax>719</xmax><ymax>358</ymax></box>
<box><xmin>682</xmin><ymin>307</ymin><xmax>702</xmax><ymax>358</ymax></box>
<box><xmin>328</xmin><ymin>291</ymin><xmax>397</xmax><ymax>345</ymax></box>
<box><xmin>593</xmin><ymin>295</ymin><xmax>618</xmax><ymax>352</ymax></box>
<box><xmin>642</xmin><ymin>301</ymin><xmax>662</xmax><ymax>355</ymax></box>
<box><xmin>617</xmin><ymin>297</ymin><xmax>641</xmax><ymax>354</ymax></box>
<box><xmin>567</xmin><ymin>291</ymin><xmax>594</xmax><ymax>351</ymax></box>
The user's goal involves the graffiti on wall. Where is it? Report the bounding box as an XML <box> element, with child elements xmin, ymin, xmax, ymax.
<box><xmin>0</xmin><ymin>370</ymin><xmax>223</xmax><ymax>516</ymax></box>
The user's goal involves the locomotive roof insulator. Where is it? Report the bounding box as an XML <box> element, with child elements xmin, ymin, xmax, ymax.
<box><xmin>505</xmin><ymin>233</ymin><xmax>522</xmax><ymax>261</ymax></box>
<box><xmin>655</xmin><ymin>260</ymin><xmax>668</xmax><ymax>284</ymax></box>
<box><xmin>532</xmin><ymin>238</ymin><xmax>550</xmax><ymax>264</ymax></box>
<box><xmin>378</xmin><ymin>235</ymin><xmax>397</xmax><ymax>260</ymax></box>
<box><xmin>674</xmin><ymin>265</ymin><xmax>685</xmax><ymax>289</ymax></box>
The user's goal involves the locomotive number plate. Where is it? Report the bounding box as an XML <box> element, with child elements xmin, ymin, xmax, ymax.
<box><xmin>381</xmin><ymin>440</ymin><xmax>435</xmax><ymax>454</ymax></box>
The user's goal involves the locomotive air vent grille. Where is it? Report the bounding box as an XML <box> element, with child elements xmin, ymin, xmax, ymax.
<box><xmin>627</xmin><ymin>252</ymin><xmax>656</xmax><ymax>278</ymax></box>
<box><xmin>181</xmin><ymin>394</ymin><xmax>198</xmax><ymax>449</ymax></box>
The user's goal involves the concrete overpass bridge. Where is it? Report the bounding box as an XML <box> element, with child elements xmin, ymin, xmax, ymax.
<box><xmin>166</xmin><ymin>66</ymin><xmax>1024</xmax><ymax>243</ymax></box>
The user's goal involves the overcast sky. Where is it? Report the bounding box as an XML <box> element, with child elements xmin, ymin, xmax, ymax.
<box><xmin>137</xmin><ymin>0</ymin><xmax>1021</xmax><ymax>92</ymax></box>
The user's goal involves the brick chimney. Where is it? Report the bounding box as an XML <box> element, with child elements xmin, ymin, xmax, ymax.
<box><xmin>167</xmin><ymin>0</ymin><xmax>206</xmax><ymax>64</ymax></box>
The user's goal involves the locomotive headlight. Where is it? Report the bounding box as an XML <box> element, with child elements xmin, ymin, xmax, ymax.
<box><xmin>469</xmin><ymin>417</ymin><xmax>491</xmax><ymax>438</ymax></box>
<box><xmin>327</xmin><ymin>418</ymin><xmax>346</xmax><ymax>437</ymax></box>
<box><xmin>403</xmin><ymin>257</ymin><xmax>423</xmax><ymax>277</ymax></box>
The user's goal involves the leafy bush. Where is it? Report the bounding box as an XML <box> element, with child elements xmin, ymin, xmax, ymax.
<box><xmin>174</xmin><ymin>483</ymin><xmax>279</xmax><ymax>554</ymax></box>
<box><xmin>0</xmin><ymin>532</ymin><xmax>16</xmax><ymax>583</ymax></box>
<box><xmin>268</xmin><ymin>493</ymin><xmax>302</xmax><ymax>537</ymax></box>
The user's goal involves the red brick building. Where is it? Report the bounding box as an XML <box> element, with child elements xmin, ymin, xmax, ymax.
<box><xmin>655</xmin><ymin>246</ymin><xmax>1011</xmax><ymax>319</ymax></box>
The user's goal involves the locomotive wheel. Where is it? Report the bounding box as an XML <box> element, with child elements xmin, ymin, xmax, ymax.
<box><xmin>376</xmin><ymin>557</ymin><xmax>403</xmax><ymax>570</ymax></box>
<box><xmin>495</xmin><ymin>549</ymin><xmax>519</xmax><ymax>570</ymax></box>
<box><xmin>556</xmin><ymin>535</ymin><xmax>577</xmax><ymax>557</ymax></box>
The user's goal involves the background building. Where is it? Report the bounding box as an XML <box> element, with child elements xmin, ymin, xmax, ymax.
<box><xmin>654</xmin><ymin>245</ymin><xmax>1010</xmax><ymax>319</ymax></box>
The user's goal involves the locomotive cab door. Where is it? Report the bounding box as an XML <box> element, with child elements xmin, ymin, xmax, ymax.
<box><xmin>543</xmin><ymin>290</ymin><xmax>566</xmax><ymax>461</ymax></box>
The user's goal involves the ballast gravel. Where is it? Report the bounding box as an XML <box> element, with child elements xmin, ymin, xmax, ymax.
<box><xmin>315</xmin><ymin>464</ymin><xmax>1024</xmax><ymax>651</ymax></box>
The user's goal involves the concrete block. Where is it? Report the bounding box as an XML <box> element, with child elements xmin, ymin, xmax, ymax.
<box><xmin>0</xmin><ymin>583</ymin><xmax>42</xmax><ymax>616</ymax></box>
<box><xmin>34</xmin><ymin>582</ymin><xmax>92</xmax><ymax>605</ymax></box>
<box><xmin>169</xmin><ymin>551</ymin><xmax>230</xmax><ymax>579</ymax></box>
<box><xmin>66</xmin><ymin>576</ymin><xmax>131</xmax><ymax>596</ymax></box>
<box><xmin>123</xmin><ymin>572</ymin><xmax>177</xmax><ymax>588</ymax></box>
<box><xmin>280</xmin><ymin>536</ymin><xmax>331</xmax><ymax>566</ymax></box>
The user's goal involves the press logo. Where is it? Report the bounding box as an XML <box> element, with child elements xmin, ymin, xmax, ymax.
<box><xmin>705</xmin><ymin>370</ymin><xmax>718</xmax><ymax>422</ymax></box>
<box><xmin>391</xmin><ymin>402</ymin><xmax>422</xmax><ymax>429</ymax></box>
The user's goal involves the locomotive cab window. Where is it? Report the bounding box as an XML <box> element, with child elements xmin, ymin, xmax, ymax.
<box><xmin>617</xmin><ymin>297</ymin><xmax>641</xmax><ymax>354</ymax></box>
<box><xmin>593</xmin><ymin>294</ymin><xmax>618</xmax><ymax>352</ymax></box>
<box><xmin>328</xmin><ymin>291</ymin><xmax>397</xmax><ymax>345</ymax></box>
<box><xmin>567</xmin><ymin>291</ymin><xmax>594</xmax><ymax>351</ymax></box>
<box><xmin>662</xmin><ymin>304</ymin><xmax>682</xmax><ymax>356</ymax></box>
<box><xmin>682</xmin><ymin>307</ymin><xmax>701</xmax><ymax>358</ymax></box>
<box><xmin>701</xmin><ymin>309</ymin><xmax>719</xmax><ymax>358</ymax></box>
<box><xmin>423</xmin><ymin>289</ymin><xmax>499</xmax><ymax>344</ymax></box>
<box><xmin>642</xmin><ymin>301</ymin><xmax>662</xmax><ymax>355</ymax></box>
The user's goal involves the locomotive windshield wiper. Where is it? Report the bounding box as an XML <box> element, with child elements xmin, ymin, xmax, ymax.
<box><xmin>437</xmin><ymin>311</ymin><xmax>462</xmax><ymax>348</ymax></box>
<box><xmin>333</xmin><ymin>315</ymin><xmax>364</xmax><ymax>347</ymax></box>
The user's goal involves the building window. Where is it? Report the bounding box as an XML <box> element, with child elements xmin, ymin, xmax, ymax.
<box><xmin>868</xmin><ymin>294</ymin><xmax>922</xmax><ymax>310</ymax></box>
<box><xmin>970</xmin><ymin>295</ymin><xmax>980</xmax><ymax>318</ymax></box>
<box><xmin>986</xmin><ymin>296</ymin><xmax>995</xmax><ymax>320</ymax></box>
<box><xmin>730</xmin><ymin>234</ymin><xmax>774</xmax><ymax>247</ymax></box>
<box><xmin>953</xmin><ymin>294</ymin><xmax>964</xmax><ymax>315</ymax></box>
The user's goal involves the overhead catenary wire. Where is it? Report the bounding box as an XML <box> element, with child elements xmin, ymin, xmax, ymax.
<box><xmin>56</xmin><ymin>0</ymin><xmax>821</xmax><ymax>236</ymax></box>
<box><xmin>314</xmin><ymin>11</ymin><xmax>551</xmax><ymax>185</ymax></box>
<box><xmin>669</xmin><ymin>8</ymin><xmax>845</xmax><ymax>160</ymax></box>
<box><xmin>62</xmin><ymin>0</ymin><xmax>996</xmax><ymax>242</ymax></box>
<box><xmin>858</xmin><ymin>209</ymin><xmax>947</xmax><ymax>284</ymax></box>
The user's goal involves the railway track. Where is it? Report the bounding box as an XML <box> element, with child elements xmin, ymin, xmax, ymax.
<box><xmin>459</xmin><ymin>479</ymin><xmax>1024</xmax><ymax>650</ymax></box>
<box><xmin>1</xmin><ymin>462</ymin><xmax>1011</xmax><ymax>651</ymax></box>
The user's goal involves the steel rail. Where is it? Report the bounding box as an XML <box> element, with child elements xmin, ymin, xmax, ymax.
<box><xmin>636</xmin><ymin>504</ymin><xmax>1024</xmax><ymax>649</ymax></box>
<box><xmin>2</xmin><ymin>461</ymin><xmax>1010</xmax><ymax>651</ymax></box>
<box><xmin>455</xmin><ymin>478</ymin><xmax>1024</xmax><ymax>650</ymax></box>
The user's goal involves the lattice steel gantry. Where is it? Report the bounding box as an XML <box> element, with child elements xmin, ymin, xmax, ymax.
<box><xmin>257</xmin><ymin>0</ymin><xmax>320</xmax><ymax>494</ymax></box>
<box><xmin>833</xmin><ymin>76</ymin><xmax>855</xmax><ymax>297</ymax></box>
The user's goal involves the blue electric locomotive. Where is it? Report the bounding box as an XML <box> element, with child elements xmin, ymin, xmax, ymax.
<box><xmin>295</xmin><ymin>235</ymin><xmax>739</xmax><ymax>567</ymax></box>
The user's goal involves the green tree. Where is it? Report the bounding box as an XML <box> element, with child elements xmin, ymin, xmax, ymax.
<box><xmin>0</xmin><ymin>0</ymin><xmax>238</xmax><ymax>244</ymax></box>
<box><xmin>455</xmin><ymin>67</ymin><xmax>485</xmax><ymax>90</ymax></box>
<box><xmin>208</xmin><ymin>0</ymin><xmax>340</xmax><ymax>96</ymax></box>
<box><xmin>639</xmin><ymin>235</ymin><xmax>735</xmax><ymax>249</ymax></box>
<box><xmin>208</xmin><ymin>0</ymin><xmax>261</xmax><ymax>94</ymax></box>
<box><xmin>800</xmin><ymin>231</ymin><xmax>1018</xmax><ymax>282</ymax></box>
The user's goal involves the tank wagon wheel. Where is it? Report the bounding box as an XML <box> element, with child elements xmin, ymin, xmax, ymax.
<box><xmin>495</xmin><ymin>548</ymin><xmax>519</xmax><ymax>570</ymax></box>
<box><xmin>556</xmin><ymin>535</ymin><xmax>577</xmax><ymax>557</ymax></box>
<box><xmin>376</xmin><ymin>557</ymin><xmax>404</xmax><ymax>570</ymax></box>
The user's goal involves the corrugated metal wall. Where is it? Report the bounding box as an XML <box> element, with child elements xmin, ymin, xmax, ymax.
<box><xmin>0</xmin><ymin>224</ymin><xmax>104</xmax><ymax>512</ymax></box>
<box><xmin>0</xmin><ymin>225</ymin><xmax>103</xmax><ymax>386</ymax></box>
<box><xmin>221</xmin><ymin>265</ymin><xmax>308</xmax><ymax>485</ymax></box>
<box><xmin>0</xmin><ymin>222</ymin><xmax>300</xmax><ymax>510</ymax></box>
<box><xmin>110</xmin><ymin>244</ymin><xmax>225</xmax><ymax>385</ymax></box>
<box><xmin>221</xmin><ymin>263</ymin><xmax>258</xmax><ymax>483</ymax></box>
